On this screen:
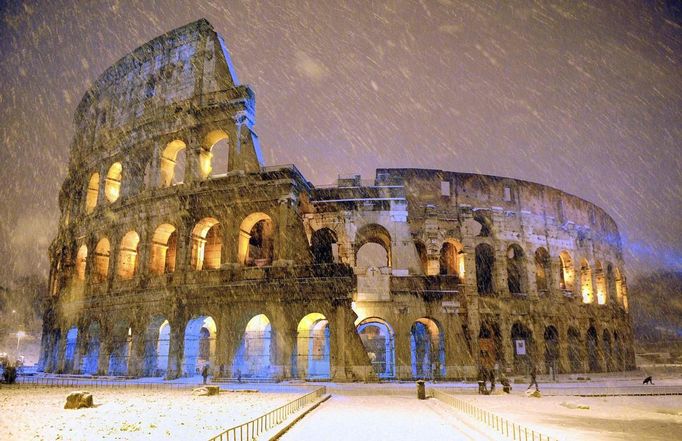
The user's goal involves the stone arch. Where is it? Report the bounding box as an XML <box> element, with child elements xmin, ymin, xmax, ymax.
<box><xmin>567</xmin><ymin>327</ymin><xmax>582</xmax><ymax>372</ymax></box>
<box><xmin>414</xmin><ymin>240</ymin><xmax>428</xmax><ymax>274</ymax></box>
<box><xmin>543</xmin><ymin>325</ymin><xmax>559</xmax><ymax>374</ymax></box>
<box><xmin>559</xmin><ymin>251</ymin><xmax>575</xmax><ymax>290</ymax></box>
<box><xmin>94</xmin><ymin>238</ymin><xmax>110</xmax><ymax>283</ymax></box>
<box><xmin>238</xmin><ymin>212</ymin><xmax>274</xmax><ymax>266</ymax></box>
<box><xmin>410</xmin><ymin>318</ymin><xmax>445</xmax><ymax>379</ymax></box>
<box><xmin>355</xmin><ymin>223</ymin><xmax>392</xmax><ymax>268</ymax></box>
<box><xmin>295</xmin><ymin>312</ymin><xmax>330</xmax><ymax>380</ymax></box>
<box><xmin>191</xmin><ymin>217</ymin><xmax>221</xmax><ymax>270</ymax></box>
<box><xmin>108</xmin><ymin>320</ymin><xmax>132</xmax><ymax>376</ymax></box>
<box><xmin>142</xmin><ymin>315</ymin><xmax>170</xmax><ymax>376</ymax></box>
<box><xmin>357</xmin><ymin>317</ymin><xmax>395</xmax><ymax>379</ymax></box>
<box><xmin>534</xmin><ymin>247</ymin><xmax>550</xmax><ymax>292</ymax></box>
<box><xmin>595</xmin><ymin>261</ymin><xmax>607</xmax><ymax>304</ymax></box>
<box><xmin>511</xmin><ymin>322</ymin><xmax>533</xmax><ymax>373</ymax></box>
<box><xmin>63</xmin><ymin>326</ymin><xmax>79</xmax><ymax>373</ymax></box>
<box><xmin>586</xmin><ymin>326</ymin><xmax>599</xmax><ymax>372</ymax></box>
<box><xmin>75</xmin><ymin>244</ymin><xmax>87</xmax><ymax>281</ymax></box>
<box><xmin>85</xmin><ymin>172</ymin><xmax>99</xmax><ymax>213</ymax></box>
<box><xmin>81</xmin><ymin>321</ymin><xmax>101</xmax><ymax>374</ymax></box>
<box><xmin>472</xmin><ymin>211</ymin><xmax>493</xmax><ymax>237</ymax></box>
<box><xmin>183</xmin><ymin>315</ymin><xmax>217</xmax><ymax>377</ymax></box>
<box><xmin>580</xmin><ymin>259</ymin><xmax>594</xmax><ymax>303</ymax></box>
<box><xmin>104</xmin><ymin>162</ymin><xmax>122</xmax><ymax>203</ymax></box>
<box><xmin>475</xmin><ymin>243</ymin><xmax>495</xmax><ymax>295</ymax></box>
<box><xmin>150</xmin><ymin>223</ymin><xmax>177</xmax><ymax>275</ymax></box>
<box><xmin>159</xmin><ymin>139</ymin><xmax>187</xmax><ymax>187</ymax></box>
<box><xmin>200</xmin><ymin>129</ymin><xmax>229</xmax><ymax>179</ymax></box>
<box><xmin>117</xmin><ymin>231</ymin><xmax>140</xmax><ymax>279</ymax></box>
<box><xmin>507</xmin><ymin>243</ymin><xmax>527</xmax><ymax>295</ymax></box>
<box><xmin>311</xmin><ymin>228</ymin><xmax>338</xmax><ymax>264</ymax></box>
<box><xmin>233</xmin><ymin>314</ymin><xmax>273</xmax><ymax>379</ymax></box>
<box><xmin>440</xmin><ymin>239</ymin><xmax>463</xmax><ymax>277</ymax></box>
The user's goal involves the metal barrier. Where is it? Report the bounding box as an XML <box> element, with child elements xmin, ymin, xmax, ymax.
<box><xmin>430</xmin><ymin>388</ymin><xmax>558</xmax><ymax>441</ymax></box>
<box><xmin>13</xmin><ymin>376</ymin><xmax>202</xmax><ymax>390</ymax></box>
<box><xmin>208</xmin><ymin>386</ymin><xmax>326</xmax><ymax>441</ymax></box>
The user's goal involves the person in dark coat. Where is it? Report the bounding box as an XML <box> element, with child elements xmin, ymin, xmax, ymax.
<box><xmin>643</xmin><ymin>376</ymin><xmax>654</xmax><ymax>385</ymax></box>
<box><xmin>201</xmin><ymin>364</ymin><xmax>210</xmax><ymax>385</ymax></box>
<box><xmin>527</xmin><ymin>364</ymin><xmax>539</xmax><ymax>391</ymax></box>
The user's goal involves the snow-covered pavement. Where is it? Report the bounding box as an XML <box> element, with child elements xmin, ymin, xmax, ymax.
<box><xmin>278</xmin><ymin>394</ymin><xmax>488</xmax><ymax>441</ymax></box>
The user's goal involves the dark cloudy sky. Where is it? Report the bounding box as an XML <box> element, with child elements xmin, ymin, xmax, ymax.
<box><xmin>0</xmin><ymin>0</ymin><xmax>680</xmax><ymax>284</ymax></box>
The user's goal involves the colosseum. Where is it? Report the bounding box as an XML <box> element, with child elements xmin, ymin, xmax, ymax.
<box><xmin>39</xmin><ymin>19</ymin><xmax>635</xmax><ymax>382</ymax></box>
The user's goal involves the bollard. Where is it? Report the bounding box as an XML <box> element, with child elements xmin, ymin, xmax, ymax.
<box><xmin>417</xmin><ymin>380</ymin><xmax>426</xmax><ymax>399</ymax></box>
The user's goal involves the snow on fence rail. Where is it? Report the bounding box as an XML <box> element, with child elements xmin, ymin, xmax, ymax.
<box><xmin>430</xmin><ymin>388</ymin><xmax>557</xmax><ymax>441</ymax></box>
<box><xmin>208</xmin><ymin>386</ymin><xmax>327</xmax><ymax>441</ymax></box>
<box><xmin>13</xmin><ymin>376</ymin><xmax>206</xmax><ymax>390</ymax></box>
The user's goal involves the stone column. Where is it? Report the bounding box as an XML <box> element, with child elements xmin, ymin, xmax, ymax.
<box><xmin>274</xmin><ymin>197</ymin><xmax>291</xmax><ymax>264</ymax></box>
<box><xmin>394</xmin><ymin>328</ymin><xmax>412</xmax><ymax>381</ymax></box>
<box><xmin>165</xmin><ymin>318</ymin><xmax>185</xmax><ymax>379</ymax></box>
<box><xmin>329</xmin><ymin>302</ymin><xmax>373</xmax><ymax>382</ymax></box>
<box><xmin>127</xmin><ymin>329</ymin><xmax>146</xmax><ymax>377</ymax></box>
<box><xmin>97</xmin><ymin>337</ymin><xmax>112</xmax><ymax>375</ymax></box>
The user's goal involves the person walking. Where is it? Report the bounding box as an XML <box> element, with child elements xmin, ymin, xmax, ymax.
<box><xmin>527</xmin><ymin>364</ymin><xmax>539</xmax><ymax>391</ymax></box>
<box><xmin>201</xmin><ymin>364</ymin><xmax>210</xmax><ymax>385</ymax></box>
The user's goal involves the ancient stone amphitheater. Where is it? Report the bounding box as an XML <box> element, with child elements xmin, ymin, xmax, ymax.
<box><xmin>39</xmin><ymin>19</ymin><xmax>634</xmax><ymax>381</ymax></box>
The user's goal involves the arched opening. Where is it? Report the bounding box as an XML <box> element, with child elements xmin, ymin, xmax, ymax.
<box><xmin>94</xmin><ymin>238</ymin><xmax>110</xmax><ymax>283</ymax></box>
<box><xmin>117</xmin><ymin>231</ymin><xmax>140</xmax><ymax>279</ymax></box>
<box><xmin>534</xmin><ymin>247</ymin><xmax>550</xmax><ymax>292</ymax></box>
<box><xmin>201</xmin><ymin>130</ymin><xmax>229</xmax><ymax>179</ymax></box>
<box><xmin>75</xmin><ymin>244</ymin><xmax>87</xmax><ymax>281</ymax></box>
<box><xmin>357</xmin><ymin>317</ymin><xmax>395</xmax><ymax>379</ymax></box>
<box><xmin>472</xmin><ymin>212</ymin><xmax>492</xmax><ymax>237</ymax></box>
<box><xmin>580</xmin><ymin>259</ymin><xmax>594</xmax><ymax>303</ymax></box>
<box><xmin>296</xmin><ymin>313</ymin><xmax>330</xmax><ymax>380</ymax></box>
<box><xmin>159</xmin><ymin>140</ymin><xmax>187</xmax><ymax>187</ymax></box>
<box><xmin>478</xmin><ymin>321</ymin><xmax>502</xmax><ymax>370</ymax></box>
<box><xmin>104</xmin><ymin>162</ymin><xmax>122</xmax><ymax>203</ymax></box>
<box><xmin>191</xmin><ymin>218</ymin><xmax>221</xmax><ymax>270</ymax></box>
<box><xmin>143</xmin><ymin>316</ymin><xmax>170</xmax><ymax>377</ymax></box>
<box><xmin>108</xmin><ymin>322</ymin><xmax>132</xmax><ymax>376</ymax></box>
<box><xmin>410</xmin><ymin>318</ymin><xmax>445</xmax><ymax>379</ymax></box>
<box><xmin>586</xmin><ymin>326</ymin><xmax>599</xmax><ymax>372</ymax></box>
<box><xmin>150</xmin><ymin>224</ymin><xmax>177</xmax><ymax>275</ymax></box>
<box><xmin>234</xmin><ymin>314</ymin><xmax>273</xmax><ymax>379</ymax></box>
<box><xmin>507</xmin><ymin>244</ymin><xmax>527</xmax><ymax>295</ymax></box>
<box><xmin>544</xmin><ymin>326</ymin><xmax>559</xmax><ymax>374</ymax></box>
<box><xmin>511</xmin><ymin>322</ymin><xmax>533</xmax><ymax>374</ymax></box>
<box><xmin>183</xmin><ymin>316</ymin><xmax>216</xmax><ymax>377</ymax></box>
<box><xmin>615</xmin><ymin>268</ymin><xmax>625</xmax><ymax>306</ymax></box>
<box><xmin>595</xmin><ymin>261</ymin><xmax>607</xmax><ymax>304</ymax></box>
<box><xmin>603</xmin><ymin>329</ymin><xmax>613</xmax><ymax>372</ymax></box>
<box><xmin>64</xmin><ymin>327</ymin><xmax>79</xmax><ymax>373</ymax></box>
<box><xmin>567</xmin><ymin>327</ymin><xmax>582</xmax><ymax>372</ymax></box>
<box><xmin>440</xmin><ymin>239</ymin><xmax>463</xmax><ymax>277</ymax></box>
<box><xmin>475</xmin><ymin>243</ymin><xmax>495</xmax><ymax>295</ymax></box>
<box><xmin>355</xmin><ymin>224</ymin><xmax>392</xmax><ymax>268</ymax></box>
<box><xmin>85</xmin><ymin>172</ymin><xmax>99</xmax><ymax>213</ymax></box>
<box><xmin>81</xmin><ymin>322</ymin><xmax>100</xmax><ymax>375</ymax></box>
<box><xmin>238</xmin><ymin>213</ymin><xmax>274</xmax><ymax>267</ymax></box>
<box><xmin>559</xmin><ymin>251</ymin><xmax>574</xmax><ymax>290</ymax></box>
<box><xmin>311</xmin><ymin>228</ymin><xmax>338</xmax><ymax>264</ymax></box>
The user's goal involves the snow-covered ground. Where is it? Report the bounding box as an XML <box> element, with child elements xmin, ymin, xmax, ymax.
<box><xmin>0</xmin><ymin>385</ymin><xmax>302</xmax><ymax>441</ymax></box>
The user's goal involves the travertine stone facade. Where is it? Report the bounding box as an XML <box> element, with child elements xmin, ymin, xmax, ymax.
<box><xmin>40</xmin><ymin>19</ymin><xmax>634</xmax><ymax>381</ymax></box>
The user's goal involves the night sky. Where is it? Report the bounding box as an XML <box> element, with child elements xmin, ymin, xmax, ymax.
<box><xmin>0</xmin><ymin>0</ymin><xmax>680</xmax><ymax>284</ymax></box>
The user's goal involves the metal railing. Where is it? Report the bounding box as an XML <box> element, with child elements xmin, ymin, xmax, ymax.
<box><xmin>430</xmin><ymin>388</ymin><xmax>558</xmax><ymax>441</ymax></box>
<box><xmin>208</xmin><ymin>386</ymin><xmax>326</xmax><ymax>441</ymax></box>
<box><xmin>13</xmin><ymin>376</ymin><xmax>205</xmax><ymax>390</ymax></box>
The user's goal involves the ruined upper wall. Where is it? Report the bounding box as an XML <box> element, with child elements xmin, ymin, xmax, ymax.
<box><xmin>71</xmin><ymin>19</ymin><xmax>246</xmax><ymax>154</ymax></box>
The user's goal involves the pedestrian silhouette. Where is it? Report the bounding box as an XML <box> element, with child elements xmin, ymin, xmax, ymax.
<box><xmin>643</xmin><ymin>376</ymin><xmax>654</xmax><ymax>385</ymax></box>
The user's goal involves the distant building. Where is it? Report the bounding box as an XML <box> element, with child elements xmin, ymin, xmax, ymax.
<box><xmin>40</xmin><ymin>19</ymin><xmax>634</xmax><ymax>380</ymax></box>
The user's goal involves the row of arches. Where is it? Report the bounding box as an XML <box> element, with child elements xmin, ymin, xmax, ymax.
<box><xmin>84</xmin><ymin>130</ymin><xmax>231</xmax><ymax>214</ymax></box>
<box><xmin>71</xmin><ymin>213</ymin><xmax>275</xmax><ymax>282</ymax></box>
<box><xmin>477</xmin><ymin>321</ymin><xmax>629</xmax><ymax>374</ymax></box>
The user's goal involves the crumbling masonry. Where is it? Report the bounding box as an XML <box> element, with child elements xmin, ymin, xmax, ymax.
<box><xmin>40</xmin><ymin>19</ymin><xmax>635</xmax><ymax>381</ymax></box>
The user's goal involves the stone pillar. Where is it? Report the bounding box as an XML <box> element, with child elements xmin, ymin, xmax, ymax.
<box><xmin>97</xmin><ymin>337</ymin><xmax>112</xmax><ymax>375</ymax></box>
<box><xmin>215</xmin><ymin>325</ymin><xmax>242</xmax><ymax>378</ymax></box>
<box><xmin>443</xmin><ymin>314</ymin><xmax>475</xmax><ymax>379</ymax></box>
<box><xmin>329</xmin><ymin>302</ymin><xmax>373</xmax><ymax>382</ymax></box>
<box><xmin>500</xmin><ymin>316</ymin><xmax>513</xmax><ymax>372</ymax></box>
<box><xmin>220</xmin><ymin>209</ymin><xmax>237</xmax><ymax>265</ymax></box>
<box><xmin>165</xmin><ymin>319</ymin><xmax>185</xmax><ymax>379</ymax></box>
<box><xmin>184</xmin><ymin>130</ymin><xmax>201</xmax><ymax>184</ymax></box>
<box><xmin>274</xmin><ymin>197</ymin><xmax>292</xmax><ymax>264</ymax></box>
<box><xmin>394</xmin><ymin>328</ymin><xmax>412</xmax><ymax>381</ymax></box>
<box><xmin>128</xmin><ymin>329</ymin><xmax>146</xmax><ymax>377</ymax></box>
<box><xmin>272</xmin><ymin>325</ymin><xmax>296</xmax><ymax>380</ymax></box>
<box><xmin>72</xmin><ymin>325</ymin><xmax>88</xmax><ymax>374</ymax></box>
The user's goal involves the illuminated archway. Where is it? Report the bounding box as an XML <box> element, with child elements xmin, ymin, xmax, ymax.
<box><xmin>159</xmin><ymin>140</ymin><xmax>186</xmax><ymax>187</ymax></box>
<box><xmin>94</xmin><ymin>238</ymin><xmax>110</xmax><ymax>282</ymax></box>
<box><xmin>149</xmin><ymin>224</ymin><xmax>177</xmax><ymax>275</ymax></box>
<box><xmin>104</xmin><ymin>162</ymin><xmax>122</xmax><ymax>203</ymax></box>
<box><xmin>183</xmin><ymin>316</ymin><xmax>216</xmax><ymax>376</ymax></box>
<box><xmin>233</xmin><ymin>314</ymin><xmax>273</xmax><ymax>378</ymax></box>
<box><xmin>191</xmin><ymin>218</ymin><xmax>221</xmax><ymax>270</ymax></box>
<box><xmin>355</xmin><ymin>224</ymin><xmax>391</xmax><ymax>267</ymax></box>
<box><xmin>117</xmin><ymin>231</ymin><xmax>140</xmax><ymax>279</ymax></box>
<box><xmin>108</xmin><ymin>321</ymin><xmax>132</xmax><ymax>376</ymax></box>
<box><xmin>595</xmin><ymin>261</ymin><xmax>607</xmax><ymax>304</ymax></box>
<box><xmin>296</xmin><ymin>313</ymin><xmax>330</xmax><ymax>379</ymax></box>
<box><xmin>559</xmin><ymin>251</ymin><xmax>574</xmax><ymax>290</ymax></box>
<box><xmin>75</xmin><ymin>244</ymin><xmax>87</xmax><ymax>281</ymax></box>
<box><xmin>200</xmin><ymin>129</ymin><xmax>229</xmax><ymax>178</ymax></box>
<box><xmin>440</xmin><ymin>239</ymin><xmax>463</xmax><ymax>277</ymax></box>
<box><xmin>410</xmin><ymin>318</ymin><xmax>445</xmax><ymax>379</ymax></box>
<box><xmin>238</xmin><ymin>213</ymin><xmax>274</xmax><ymax>266</ymax></box>
<box><xmin>357</xmin><ymin>317</ymin><xmax>395</xmax><ymax>378</ymax></box>
<box><xmin>85</xmin><ymin>172</ymin><xmax>99</xmax><ymax>213</ymax></box>
<box><xmin>580</xmin><ymin>259</ymin><xmax>594</xmax><ymax>303</ymax></box>
<box><xmin>81</xmin><ymin>322</ymin><xmax>100</xmax><ymax>374</ymax></box>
